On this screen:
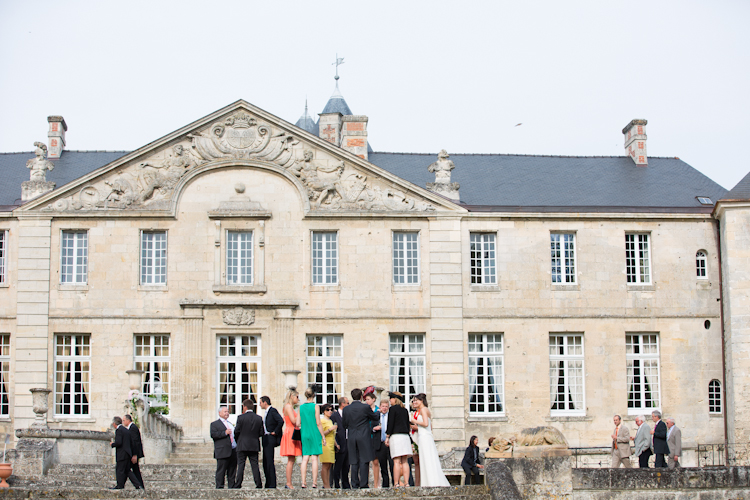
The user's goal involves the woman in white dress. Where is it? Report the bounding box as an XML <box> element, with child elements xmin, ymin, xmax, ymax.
<box><xmin>409</xmin><ymin>393</ymin><xmax>450</xmax><ymax>487</ymax></box>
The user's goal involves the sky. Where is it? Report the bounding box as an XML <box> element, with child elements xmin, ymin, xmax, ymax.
<box><xmin>1</xmin><ymin>1</ymin><xmax>748</xmax><ymax>190</ymax></box>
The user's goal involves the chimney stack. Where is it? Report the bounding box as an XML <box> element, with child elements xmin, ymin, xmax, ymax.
<box><xmin>341</xmin><ymin>115</ymin><xmax>368</xmax><ymax>160</ymax></box>
<box><xmin>47</xmin><ymin>116</ymin><xmax>67</xmax><ymax>159</ymax></box>
<box><xmin>622</xmin><ymin>119</ymin><xmax>647</xmax><ymax>166</ymax></box>
<box><xmin>319</xmin><ymin>112</ymin><xmax>342</xmax><ymax>146</ymax></box>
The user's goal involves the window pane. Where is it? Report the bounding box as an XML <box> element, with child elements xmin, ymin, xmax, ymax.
<box><xmin>54</xmin><ymin>334</ymin><xmax>91</xmax><ymax>416</ymax></box>
<box><xmin>306</xmin><ymin>335</ymin><xmax>343</xmax><ymax>406</ymax></box>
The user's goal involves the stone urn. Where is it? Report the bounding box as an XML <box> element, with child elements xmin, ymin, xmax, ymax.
<box><xmin>282</xmin><ymin>370</ymin><xmax>300</xmax><ymax>390</ymax></box>
<box><xmin>30</xmin><ymin>387</ymin><xmax>52</xmax><ymax>429</ymax></box>
<box><xmin>126</xmin><ymin>370</ymin><xmax>144</xmax><ymax>392</ymax></box>
<box><xmin>0</xmin><ymin>463</ymin><xmax>11</xmax><ymax>488</ymax></box>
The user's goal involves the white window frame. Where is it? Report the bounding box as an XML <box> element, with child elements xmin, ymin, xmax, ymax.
<box><xmin>626</xmin><ymin>233</ymin><xmax>651</xmax><ymax>284</ymax></box>
<box><xmin>60</xmin><ymin>230</ymin><xmax>88</xmax><ymax>284</ymax></box>
<box><xmin>0</xmin><ymin>230</ymin><xmax>7</xmax><ymax>285</ymax></box>
<box><xmin>708</xmin><ymin>379</ymin><xmax>722</xmax><ymax>414</ymax></box>
<box><xmin>393</xmin><ymin>232</ymin><xmax>420</xmax><ymax>285</ymax></box>
<box><xmin>134</xmin><ymin>334</ymin><xmax>170</xmax><ymax>405</ymax></box>
<box><xmin>140</xmin><ymin>230</ymin><xmax>167</xmax><ymax>285</ymax></box>
<box><xmin>216</xmin><ymin>335</ymin><xmax>261</xmax><ymax>416</ymax></box>
<box><xmin>696</xmin><ymin>250</ymin><xmax>708</xmax><ymax>280</ymax></box>
<box><xmin>549</xmin><ymin>334</ymin><xmax>586</xmax><ymax>416</ymax></box>
<box><xmin>468</xmin><ymin>334</ymin><xmax>505</xmax><ymax>415</ymax></box>
<box><xmin>54</xmin><ymin>334</ymin><xmax>91</xmax><ymax>416</ymax></box>
<box><xmin>389</xmin><ymin>334</ymin><xmax>425</xmax><ymax>402</ymax></box>
<box><xmin>312</xmin><ymin>231</ymin><xmax>338</xmax><ymax>285</ymax></box>
<box><xmin>306</xmin><ymin>335</ymin><xmax>343</xmax><ymax>406</ymax></box>
<box><xmin>226</xmin><ymin>230</ymin><xmax>253</xmax><ymax>285</ymax></box>
<box><xmin>470</xmin><ymin>233</ymin><xmax>497</xmax><ymax>285</ymax></box>
<box><xmin>626</xmin><ymin>333</ymin><xmax>661</xmax><ymax>414</ymax></box>
<box><xmin>0</xmin><ymin>334</ymin><xmax>9</xmax><ymax>416</ymax></box>
<box><xmin>551</xmin><ymin>233</ymin><xmax>576</xmax><ymax>284</ymax></box>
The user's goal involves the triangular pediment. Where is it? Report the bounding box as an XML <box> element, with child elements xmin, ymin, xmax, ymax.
<box><xmin>20</xmin><ymin>100</ymin><xmax>463</xmax><ymax>216</ymax></box>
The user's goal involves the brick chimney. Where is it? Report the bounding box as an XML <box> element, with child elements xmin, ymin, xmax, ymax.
<box><xmin>341</xmin><ymin>115</ymin><xmax>368</xmax><ymax>160</ymax></box>
<box><xmin>622</xmin><ymin>119</ymin><xmax>647</xmax><ymax>166</ymax></box>
<box><xmin>47</xmin><ymin>115</ymin><xmax>67</xmax><ymax>159</ymax></box>
<box><xmin>319</xmin><ymin>112</ymin><xmax>342</xmax><ymax>146</ymax></box>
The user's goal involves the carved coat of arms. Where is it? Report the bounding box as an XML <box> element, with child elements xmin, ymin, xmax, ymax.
<box><xmin>222</xmin><ymin>307</ymin><xmax>255</xmax><ymax>326</ymax></box>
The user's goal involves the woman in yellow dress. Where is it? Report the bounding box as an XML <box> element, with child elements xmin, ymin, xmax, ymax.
<box><xmin>319</xmin><ymin>403</ymin><xmax>338</xmax><ymax>488</ymax></box>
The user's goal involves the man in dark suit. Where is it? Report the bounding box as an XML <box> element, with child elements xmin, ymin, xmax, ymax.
<box><xmin>342</xmin><ymin>388</ymin><xmax>379</xmax><ymax>488</ymax></box>
<box><xmin>123</xmin><ymin>414</ymin><xmax>145</xmax><ymax>490</ymax></box>
<box><xmin>331</xmin><ymin>396</ymin><xmax>350</xmax><ymax>489</ymax></box>
<box><xmin>110</xmin><ymin>416</ymin><xmax>143</xmax><ymax>490</ymax></box>
<box><xmin>259</xmin><ymin>395</ymin><xmax>284</xmax><ymax>488</ymax></box>
<box><xmin>375</xmin><ymin>399</ymin><xmax>394</xmax><ymax>487</ymax></box>
<box><xmin>210</xmin><ymin>406</ymin><xmax>237</xmax><ymax>489</ymax></box>
<box><xmin>650</xmin><ymin>410</ymin><xmax>670</xmax><ymax>468</ymax></box>
<box><xmin>233</xmin><ymin>399</ymin><xmax>264</xmax><ymax>489</ymax></box>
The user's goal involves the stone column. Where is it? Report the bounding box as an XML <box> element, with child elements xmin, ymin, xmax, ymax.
<box><xmin>177</xmin><ymin>306</ymin><xmax>205</xmax><ymax>441</ymax></box>
<box><xmin>14</xmin><ymin>217</ymin><xmax>52</xmax><ymax>430</ymax></box>
<box><xmin>271</xmin><ymin>309</ymin><xmax>295</xmax><ymax>405</ymax></box>
<box><xmin>428</xmin><ymin>217</ymin><xmax>465</xmax><ymax>449</ymax></box>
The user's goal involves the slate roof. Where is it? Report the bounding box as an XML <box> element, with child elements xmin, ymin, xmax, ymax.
<box><xmin>368</xmin><ymin>152</ymin><xmax>728</xmax><ymax>212</ymax></box>
<box><xmin>0</xmin><ymin>151</ymin><xmax>128</xmax><ymax>207</ymax></box>
<box><xmin>321</xmin><ymin>93</ymin><xmax>353</xmax><ymax>115</ymax></box>
<box><xmin>722</xmin><ymin>171</ymin><xmax>750</xmax><ymax>201</ymax></box>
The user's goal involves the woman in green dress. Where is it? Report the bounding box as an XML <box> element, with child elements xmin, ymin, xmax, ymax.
<box><xmin>297</xmin><ymin>386</ymin><xmax>326</xmax><ymax>488</ymax></box>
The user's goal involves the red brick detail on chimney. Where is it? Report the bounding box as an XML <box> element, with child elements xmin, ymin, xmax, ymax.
<box><xmin>322</xmin><ymin>125</ymin><xmax>336</xmax><ymax>144</ymax></box>
<box><xmin>346</xmin><ymin>138</ymin><xmax>365</xmax><ymax>147</ymax></box>
<box><xmin>50</xmin><ymin>139</ymin><xmax>58</xmax><ymax>147</ymax></box>
<box><xmin>357</xmin><ymin>154</ymin><xmax>365</xmax><ymax>159</ymax></box>
<box><xmin>638</xmin><ymin>156</ymin><xmax>646</xmax><ymax>164</ymax></box>
<box><xmin>51</xmin><ymin>123</ymin><xmax>59</xmax><ymax>132</ymax></box>
<box><xmin>638</xmin><ymin>141</ymin><xmax>644</xmax><ymax>149</ymax></box>
<box><xmin>637</xmin><ymin>126</ymin><xmax>643</xmax><ymax>134</ymax></box>
<box><xmin>346</xmin><ymin>122</ymin><xmax>365</xmax><ymax>131</ymax></box>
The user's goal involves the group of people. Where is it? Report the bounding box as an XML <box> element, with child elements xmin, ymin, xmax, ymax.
<box><xmin>208</xmin><ymin>386</ymin><xmax>453</xmax><ymax>489</ymax></box>
<box><xmin>611</xmin><ymin>410</ymin><xmax>682</xmax><ymax>469</ymax></box>
<box><xmin>109</xmin><ymin>414</ymin><xmax>145</xmax><ymax>490</ymax></box>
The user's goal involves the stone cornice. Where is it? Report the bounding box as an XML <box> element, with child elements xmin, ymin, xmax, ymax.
<box><xmin>179</xmin><ymin>299</ymin><xmax>298</xmax><ymax>309</ymax></box>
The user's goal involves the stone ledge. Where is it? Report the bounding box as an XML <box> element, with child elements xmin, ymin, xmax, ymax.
<box><xmin>212</xmin><ymin>285</ymin><xmax>268</xmax><ymax>294</ymax></box>
<box><xmin>16</xmin><ymin>428</ymin><xmax>112</xmax><ymax>440</ymax></box>
<box><xmin>572</xmin><ymin>466</ymin><xmax>750</xmax><ymax>490</ymax></box>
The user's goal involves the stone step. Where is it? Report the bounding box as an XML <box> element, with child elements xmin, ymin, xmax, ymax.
<box><xmin>0</xmin><ymin>485</ymin><xmax>489</xmax><ymax>500</ymax></box>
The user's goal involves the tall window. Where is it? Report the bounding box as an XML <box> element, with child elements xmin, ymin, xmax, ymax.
<box><xmin>626</xmin><ymin>334</ymin><xmax>660</xmax><ymax>411</ymax></box>
<box><xmin>389</xmin><ymin>334</ymin><xmax>425</xmax><ymax>401</ymax></box>
<box><xmin>134</xmin><ymin>334</ymin><xmax>170</xmax><ymax>403</ymax></box>
<box><xmin>0</xmin><ymin>230</ymin><xmax>7</xmax><ymax>284</ymax></box>
<box><xmin>551</xmin><ymin>233</ymin><xmax>576</xmax><ymax>284</ymax></box>
<box><xmin>312</xmin><ymin>232</ymin><xmax>338</xmax><ymax>285</ymax></box>
<box><xmin>549</xmin><ymin>334</ymin><xmax>585</xmax><ymax>415</ymax></box>
<box><xmin>217</xmin><ymin>335</ymin><xmax>260</xmax><ymax>415</ymax></box>
<box><xmin>0</xmin><ymin>334</ymin><xmax>9</xmax><ymax>415</ymax></box>
<box><xmin>306</xmin><ymin>335</ymin><xmax>343</xmax><ymax>406</ymax></box>
<box><xmin>393</xmin><ymin>232</ymin><xmax>420</xmax><ymax>284</ymax></box>
<box><xmin>61</xmin><ymin>230</ymin><xmax>88</xmax><ymax>284</ymax></box>
<box><xmin>709</xmin><ymin>380</ymin><xmax>721</xmax><ymax>414</ymax></box>
<box><xmin>625</xmin><ymin>233</ymin><xmax>651</xmax><ymax>284</ymax></box>
<box><xmin>54</xmin><ymin>334</ymin><xmax>90</xmax><ymax>416</ymax></box>
<box><xmin>470</xmin><ymin>233</ymin><xmax>496</xmax><ymax>284</ymax></box>
<box><xmin>227</xmin><ymin>231</ymin><xmax>253</xmax><ymax>285</ymax></box>
<box><xmin>696</xmin><ymin>251</ymin><xmax>707</xmax><ymax>279</ymax></box>
<box><xmin>141</xmin><ymin>231</ymin><xmax>167</xmax><ymax>285</ymax></box>
<box><xmin>468</xmin><ymin>334</ymin><xmax>504</xmax><ymax>414</ymax></box>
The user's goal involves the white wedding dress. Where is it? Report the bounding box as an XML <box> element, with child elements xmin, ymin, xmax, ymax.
<box><xmin>416</xmin><ymin>413</ymin><xmax>450</xmax><ymax>487</ymax></box>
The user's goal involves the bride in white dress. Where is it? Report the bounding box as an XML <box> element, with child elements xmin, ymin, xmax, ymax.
<box><xmin>410</xmin><ymin>394</ymin><xmax>450</xmax><ymax>487</ymax></box>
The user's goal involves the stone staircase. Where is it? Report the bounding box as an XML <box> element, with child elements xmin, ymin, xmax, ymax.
<box><xmin>1</xmin><ymin>442</ymin><xmax>490</xmax><ymax>499</ymax></box>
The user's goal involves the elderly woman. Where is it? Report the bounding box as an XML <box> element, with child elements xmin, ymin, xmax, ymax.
<box><xmin>385</xmin><ymin>391</ymin><xmax>412</xmax><ymax>487</ymax></box>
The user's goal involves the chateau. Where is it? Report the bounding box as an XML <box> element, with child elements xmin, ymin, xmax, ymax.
<box><xmin>1</xmin><ymin>82</ymin><xmax>749</xmax><ymax>466</ymax></box>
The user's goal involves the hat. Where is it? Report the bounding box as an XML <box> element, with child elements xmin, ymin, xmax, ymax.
<box><xmin>388</xmin><ymin>391</ymin><xmax>405</xmax><ymax>402</ymax></box>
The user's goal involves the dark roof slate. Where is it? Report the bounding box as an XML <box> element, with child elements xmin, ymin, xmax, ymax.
<box><xmin>722</xmin><ymin>171</ymin><xmax>750</xmax><ymax>201</ymax></box>
<box><xmin>368</xmin><ymin>152</ymin><xmax>728</xmax><ymax>211</ymax></box>
<box><xmin>321</xmin><ymin>96</ymin><xmax>353</xmax><ymax>115</ymax></box>
<box><xmin>0</xmin><ymin>151</ymin><xmax>128</xmax><ymax>207</ymax></box>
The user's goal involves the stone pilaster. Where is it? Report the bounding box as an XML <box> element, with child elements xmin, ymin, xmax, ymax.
<box><xmin>177</xmin><ymin>307</ymin><xmax>204</xmax><ymax>441</ymax></box>
<box><xmin>14</xmin><ymin>217</ymin><xmax>52</xmax><ymax>430</ymax></box>
<box><xmin>428</xmin><ymin>217</ymin><xmax>465</xmax><ymax>448</ymax></box>
<box><xmin>271</xmin><ymin>310</ymin><xmax>295</xmax><ymax>405</ymax></box>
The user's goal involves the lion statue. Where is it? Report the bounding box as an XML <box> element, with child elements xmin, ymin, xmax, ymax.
<box><xmin>491</xmin><ymin>426</ymin><xmax>569</xmax><ymax>453</ymax></box>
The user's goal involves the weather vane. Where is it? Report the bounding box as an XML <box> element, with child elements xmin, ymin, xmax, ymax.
<box><xmin>333</xmin><ymin>54</ymin><xmax>345</xmax><ymax>81</ymax></box>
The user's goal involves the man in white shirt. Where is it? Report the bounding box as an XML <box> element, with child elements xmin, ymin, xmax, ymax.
<box><xmin>210</xmin><ymin>407</ymin><xmax>237</xmax><ymax>489</ymax></box>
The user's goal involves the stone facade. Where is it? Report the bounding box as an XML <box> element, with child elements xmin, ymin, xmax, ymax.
<box><xmin>0</xmin><ymin>100</ymin><xmax>742</xmax><ymax>465</ymax></box>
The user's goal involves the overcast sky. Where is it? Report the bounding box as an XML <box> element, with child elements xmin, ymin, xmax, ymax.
<box><xmin>1</xmin><ymin>1</ymin><xmax>748</xmax><ymax>190</ymax></box>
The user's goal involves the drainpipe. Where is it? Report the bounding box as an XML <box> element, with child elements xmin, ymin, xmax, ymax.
<box><xmin>714</xmin><ymin>218</ymin><xmax>730</xmax><ymax>465</ymax></box>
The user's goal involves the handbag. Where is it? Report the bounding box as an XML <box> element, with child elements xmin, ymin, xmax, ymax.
<box><xmin>292</xmin><ymin>429</ymin><xmax>301</xmax><ymax>441</ymax></box>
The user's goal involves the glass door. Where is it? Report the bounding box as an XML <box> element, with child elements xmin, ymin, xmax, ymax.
<box><xmin>217</xmin><ymin>335</ymin><xmax>260</xmax><ymax>420</ymax></box>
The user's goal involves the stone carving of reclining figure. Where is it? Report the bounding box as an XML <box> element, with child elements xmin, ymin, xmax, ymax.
<box><xmin>491</xmin><ymin>426</ymin><xmax>569</xmax><ymax>453</ymax></box>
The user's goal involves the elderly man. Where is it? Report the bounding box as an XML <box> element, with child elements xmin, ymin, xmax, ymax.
<box><xmin>211</xmin><ymin>406</ymin><xmax>237</xmax><ymax>489</ymax></box>
<box><xmin>610</xmin><ymin>414</ymin><xmax>632</xmax><ymax>468</ymax></box>
<box><xmin>666</xmin><ymin>418</ymin><xmax>682</xmax><ymax>469</ymax></box>
<box><xmin>631</xmin><ymin>415</ymin><xmax>653</xmax><ymax>468</ymax></box>
<box><xmin>650</xmin><ymin>410</ymin><xmax>669</xmax><ymax>468</ymax></box>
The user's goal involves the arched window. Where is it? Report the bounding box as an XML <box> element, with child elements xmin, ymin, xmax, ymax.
<box><xmin>709</xmin><ymin>379</ymin><xmax>721</xmax><ymax>414</ymax></box>
<box><xmin>696</xmin><ymin>251</ymin><xmax>707</xmax><ymax>279</ymax></box>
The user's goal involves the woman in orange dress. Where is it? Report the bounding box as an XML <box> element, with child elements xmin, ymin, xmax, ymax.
<box><xmin>280</xmin><ymin>388</ymin><xmax>302</xmax><ymax>489</ymax></box>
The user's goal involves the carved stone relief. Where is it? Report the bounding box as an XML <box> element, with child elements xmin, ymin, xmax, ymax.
<box><xmin>222</xmin><ymin>307</ymin><xmax>255</xmax><ymax>326</ymax></box>
<box><xmin>43</xmin><ymin>110</ymin><xmax>436</xmax><ymax>213</ymax></box>
<box><xmin>426</xmin><ymin>150</ymin><xmax>460</xmax><ymax>201</ymax></box>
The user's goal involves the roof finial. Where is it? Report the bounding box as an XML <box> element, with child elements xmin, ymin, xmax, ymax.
<box><xmin>333</xmin><ymin>54</ymin><xmax>344</xmax><ymax>86</ymax></box>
